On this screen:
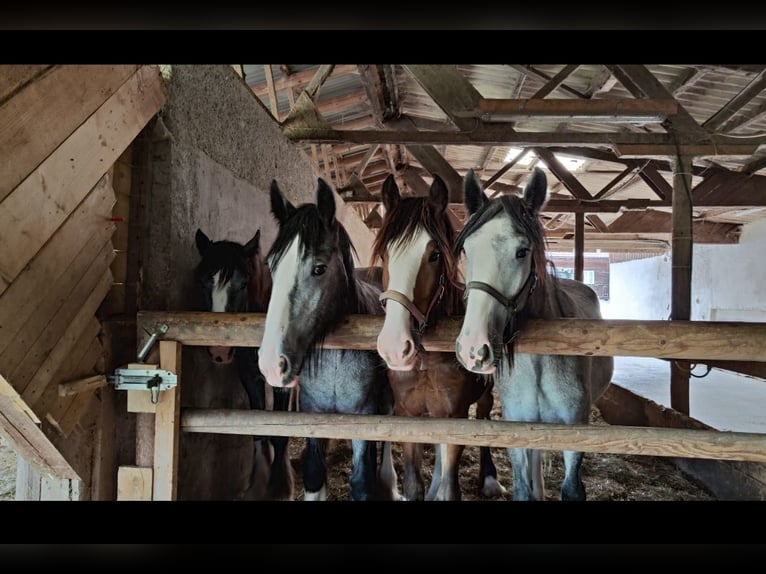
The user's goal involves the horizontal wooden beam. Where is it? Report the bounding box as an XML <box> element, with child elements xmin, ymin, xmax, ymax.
<box><xmin>474</xmin><ymin>98</ymin><xmax>678</xmax><ymax>121</ymax></box>
<box><xmin>137</xmin><ymin>311</ymin><xmax>766</xmax><ymax>363</ymax></box>
<box><xmin>284</xmin><ymin>127</ymin><xmax>764</xmax><ymax>154</ymax></box>
<box><xmin>180</xmin><ymin>408</ymin><xmax>766</xmax><ymax>463</ymax></box>
<box><xmin>250</xmin><ymin>64</ymin><xmax>358</xmax><ymax>97</ymax></box>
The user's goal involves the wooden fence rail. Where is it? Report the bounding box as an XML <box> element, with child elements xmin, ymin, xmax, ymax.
<box><xmin>138</xmin><ymin>311</ymin><xmax>766</xmax><ymax>362</ymax></box>
<box><xmin>181</xmin><ymin>409</ymin><xmax>766</xmax><ymax>463</ymax></box>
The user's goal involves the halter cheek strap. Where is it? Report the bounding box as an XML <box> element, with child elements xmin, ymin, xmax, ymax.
<box><xmin>379</xmin><ymin>273</ymin><xmax>446</xmax><ymax>333</ymax></box>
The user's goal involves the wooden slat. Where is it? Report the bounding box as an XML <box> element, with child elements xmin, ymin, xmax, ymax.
<box><xmin>55</xmin><ymin>341</ymin><xmax>105</xmax><ymax>436</ymax></box>
<box><xmin>0</xmin><ymin>65</ymin><xmax>52</xmax><ymax>104</ymax></box>
<box><xmin>15</xmin><ymin>457</ymin><xmax>42</xmax><ymax>500</ymax></box>
<box><xmin>32</xmin><ymin>318</ymin><xmax>101</xmax><ymax>432</ymax></box>
<box><xmin>0</xmin><ymin>373</ymin><xmax>79</xmax><ymax>480</ymax></box>
<box><xmin>180</xmin><ymin>408</ymin><xmax>766</xmax><ymax>463</ymax></box>
<box><xmin>19</xmin><ymin>270</ymin><xmax>112</xmax><ymax>405</ymax></box>
<box><xmin>4</xmin><ymin>241</ymin><xmax>114</xmax><ymax>390</ymax></box>
<box><xmin>137</xmin><ymin>311</ymin><xmax>766</xmax><ymax>363</ymax></box>
<box><xmin>478</xmin><ymin>97</ymin><xmax>677</xmax><ymax>119</ymax></box>
<box><xmin>0</xmin><ymin>65</ymin><xmax>165</xmax><ymax>292</ymax></box>
<box><xmin>0</xmin><ymin>64</ymin><xmax>138</xmax><ymax>202</ymax></box>
<box><xmin>59</xmin><ymin>374</ymin><xmax>108</xmax><ymax>397</ymax></box>
<box><xmin>117</xmin><ymin>466</ymin><xmax>153</xmax><ymax>501</ymax></box>
<box><xmin>403</xmin><ymin>64</ymin><xmax>484</xmax><ymax>130</ymax></box>
<box><xmin>153</xmin><ymin>340</ymin><xmax>181</xmax><ymax>501</ymax></box>
<box><xmin>0</xmin><ymin>177</ymin><xmax>115</xmax><ymax>348</ymax></box>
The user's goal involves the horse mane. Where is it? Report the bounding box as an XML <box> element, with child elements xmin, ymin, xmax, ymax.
<box><xmin>371</xmin><ymin>195</ymin><xmax>464</xmax><ymax>317</ymax></box>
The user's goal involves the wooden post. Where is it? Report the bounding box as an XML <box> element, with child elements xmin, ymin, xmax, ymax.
<box><xmin>574</xmin><ymin>211</ymin><xmax>585</xmax><ymax>282</ymax></box>
<box><xmin>671</xmin><ymin>154</ymin><xmax>694</xmax><ymax>414</ymax></box>
<box><xmin>153</xmin><ymin>340</ymin><xmax>181</xmax><ymax>500</ymax></box>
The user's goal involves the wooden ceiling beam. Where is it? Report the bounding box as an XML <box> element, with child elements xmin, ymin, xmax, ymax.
<box><xmin>593</xmin><ymin>165</ymin><xmax>637</xmax><ymax>200</ymax></box>
<box><xmin>251</xmin><ymin>64</ymin><xmax>358</xmax><ymax>97</ymax></box>
<box><xmin>702</xmin><ymin>69</ymin><xmax>766</xmax><ymax>132</ymax></box>
<box><xmin>474</xmin><ymin>98</ymin><xmax>677</xmax><ymax>121</ymax></box>
<box><xmin>508</xmin><ymin>65</ymin><xmax>589</xmax><ymax>99</ymax></box>
<box><xmin>402</xmin><ymin>65</ymin><xmax>484</xmax><ymax>131</ymax></box>
<box><xmin>534</xmin><ymin>148</ymin><xmax>593</xmax><ymax>200</ymax></box>
<box><xmin>530</xmin><ymin>65</ymin><xmax>580</xmax><ymax>99</ymax></box>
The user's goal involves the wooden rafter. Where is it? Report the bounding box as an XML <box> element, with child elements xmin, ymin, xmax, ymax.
<box><xmin>530</xmin><ymin>64</ymin><xmax>580</xmax><ymax>99</ymax></box>
<box><xmin>508</xmin><ymin>65</ymin><xmax>588</xmax><ymax>99</ymax></box>
<box><xmin>702</xmin><ymin>69</ymin><xmax>766</xmax><ymax>132</ymax></box>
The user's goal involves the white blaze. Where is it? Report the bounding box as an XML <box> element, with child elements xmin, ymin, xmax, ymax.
<box><xmin>376</xmin><ymin>228</ymin><xmax>431</xmax><ymax>369</ymax></box>
<box><xmin>210</xmin><ymin>271</ymin><xmax>229</xmax><ymax>312</ymax></box>
<box><xmin>258</xmin><ymin>238</ymin><xmax>300</xmax><ymax>386</ymax></box>
<box><xmin>456</xmin><ymin>217</ymin><xmax>508</xmax><ymax>373</ymax></box>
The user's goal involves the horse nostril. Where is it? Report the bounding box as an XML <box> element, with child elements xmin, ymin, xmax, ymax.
<box><xmin>402</xmin><ymin>339</ymin><xmax>413</xmax><ymax>358</ymax></box>
<box><xmin>215</xmin><ymin>356</ymin><xmax>222</xmax><ymax>363</ymax></box>
<box><xmin>278</xmin><ymin>355</ymin><xmax>288</xmax><ymax>375</ymax></box>
<box><xmin>478</xmin><ymin>344</ymin><xmax>491</xmax><ymax>365</ymax></box>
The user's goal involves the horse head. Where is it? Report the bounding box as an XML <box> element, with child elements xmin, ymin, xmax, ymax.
<box><xmin>258</xmin><ymin>178</ymin><xmax>357</xmax><ymax>387</ymax></box>
<box><xmin>194</xmin><ymin>227</ymin><xmax>265</xmax><ymax>365</ymax></box>
<box><xmin>455</xmin><ymin>167</ymin><xmax>549</xmax><ymax>374</ymax></box>
<box><xmin>372</xmin><ymin>173</ymin><xmax>458</xmax><ymax>371</ymax></box>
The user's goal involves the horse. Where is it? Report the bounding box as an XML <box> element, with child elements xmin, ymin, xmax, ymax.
<box><xmin>194</xmin><ymin>227</ymin><xmax>294</xmax><ymax>500</ymax></box>
<box><xmin>372</xmin><ymin>173</ymin><xmax>505</xmax><ymax>501</ymax></box>
<box><xmin>454</xmin><ymin>167</ymin><xmax>614</xmax><ymax>501</ymax></box>
<box><xmin>257</xmin><ymin>178</ymin><xmax>399</xmax><ymax>501</ymax></box>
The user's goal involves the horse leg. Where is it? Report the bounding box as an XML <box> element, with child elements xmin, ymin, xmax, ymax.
<box><xmin>348</xmin><ymin>439</ymin><xmax>378</xmax><ymax>501</ymax></box>
<box><xmin>237</xmin><ymin>349</ymin><xmax>273</xmax><ymax>500</ymax></box>
<box><xmin>561</xmin><ymin>450</ymin><xmax>586</xmax><ymax>501</ymax></box>
<box><xmin>303</xmin><ymin>437</ymin><xmax>328</xmax><ymax>501</ymax></box>
<box><xmin>425</xmin><ymin>444</ymin><xmax>442</xmax><ymax>501</ymax></box>
<box><xmin>266</xmin><ymin>387</ymin><xmax>295</xmax><ymax>501</ymax></box>
<box><xmin>509</xmin><ymin>447</ymin><xmax>545</xmax><ymax>501</ymax></box>
<box><xmin>377</xmin><ymin>441</ymin><xmax>401</xmax><ymax>501</ymax></box>
<box><xmin>433</xmin><ymin>443</ymin><xmax>463</xmax><ymax>501</ymax></box>
<box><xmin>401</xmin><ymin>442</ymin><xmax>425</xmax><ymax>501</ymax></box>
<box><xmin>475</xmin><ymin>387</ymin><xmax>506</xmax><ymax>498</ymax></box>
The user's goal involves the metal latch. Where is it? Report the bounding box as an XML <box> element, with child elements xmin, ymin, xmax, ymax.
<box><xmin>109</xmin><ymin>368</ymin><xmax>177</xmax><ymax>404</ymax></box>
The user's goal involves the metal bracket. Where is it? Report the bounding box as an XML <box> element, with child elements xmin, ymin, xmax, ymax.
<box><xmin>109</xmin><ymin>367</ymin><xmax>177</xmax><ymax>404</ymax></box>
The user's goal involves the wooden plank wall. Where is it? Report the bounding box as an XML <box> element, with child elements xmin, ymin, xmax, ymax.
<box><xmin>0</xmin><ymin>65</ymin><xmax>166</xmax><ymax>499</ymax></box>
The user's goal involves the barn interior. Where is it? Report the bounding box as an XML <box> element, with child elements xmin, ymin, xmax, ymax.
<box><xmin>1</xmin><ymin>64</ymin><xmax>765</xmax><ymax>502</ymax></box>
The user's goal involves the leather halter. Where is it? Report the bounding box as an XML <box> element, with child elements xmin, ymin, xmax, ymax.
<box><xmin>379</xmin><ymin>272</ymin><xmax>445</xmax><ymax>334</ymax></box>
<box><xmin>463</xmin><ymin>259</ymin><xmax>538</xmax><ymax>342</ymax></box>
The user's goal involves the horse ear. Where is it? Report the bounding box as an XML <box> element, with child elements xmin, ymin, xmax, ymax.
<box><xmin>316</xmin><ymin>178</ymin><xmax>337</xmax><ymax>228</ymax></box>
<box><xmin>243</xmin><ymin>229</ymin><xmax>260</xmax><ymax>258</ymax></box>
<box><xmin>270</xmin><ymin>180</ymin><xmax>295</xmax><ymax>225</ymax></box>
<box><xmin>381</xmin><ymin>174</ymin><xmax>400</xmax><ymax>213</ymax></box>
<box><xmin>523</xmin><ymin>167</ymin><xmax>548</xmax><ymax>216</ymax></box>
<box><xmin>428</xmin><ymin>173</ymin><xmax>449</xmax><ymax>215</ymax></box>
<box><xmin>195</xmin><ymin>228</ymin><xmax>211</xmax><ymax>255</ymax></box>
<box><xmin>463</xmin><ymin>169</ymin><xmax>487</xmax><ymax>215</ymax></box>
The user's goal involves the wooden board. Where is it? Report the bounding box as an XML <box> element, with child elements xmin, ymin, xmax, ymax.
<box><xmin>0</xmin><ymin>64</ymin><xmax>138</xmax><ymax>202</ymax></box>
<box><xmin>0</xmin><ymin>65</ymin><xmax>166</xmax><ymax>292</ymax></box>
<box><xmin>6</xmin><ymin>244</ymin><xmax>114</xmax><ymax>392</ymax></box>
<box><xmin>0</xmin><ymin>65</ymin><xmax>52</xmax><ymax>104</ymax></box>
<box><xmin>153</xmin><ymin>341</ymin><xmax>181</xmax><ymax>500</ymax></box>
<box><xmin>0</xmin><ymin>238</ymin><xmax>114</xmax><ymax>377</ymax></box>
<box><xmin>31</xmin><ymin>318</ymin><xmax>102</xmax><ymax>432</ymax></box>
<box><xmin>0</xmin><ymin>373</ymin><xmax>79</xmax><ymax>480</ymax></box>
<box><xmin>56</xmin><ymin>342</ymin><xmax>105</xmax><ymax>436</ymax></box>
<box><xmin>19</xmin><ymin>270</ymin><xmax>112</xmax><ymax>404</ymax></box>
<box><xmin>0</xmin><ymin>176</ymin><xmax>115</xmax><ymax>347</ymax></box>
<box><xmin>137</xmin><ymin>311</ymin><xmax>766</xmax><ymax>362</ymax></box>
<box><xmin>117</xmin><ymin>466</ymin><xmax>153</xmax><ymax>500</ymax></box>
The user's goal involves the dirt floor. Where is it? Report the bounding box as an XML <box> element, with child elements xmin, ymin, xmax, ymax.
<box><xmin>286</xmin><ymin>394</ymin><xmax>715</xmax><ymax>501</ymax></box>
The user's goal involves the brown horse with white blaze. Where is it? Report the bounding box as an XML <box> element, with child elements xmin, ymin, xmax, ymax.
<box><xmin>372</xmin><ymin>173</ymin><xmax>505</xmax><ymax>501</ymax></box>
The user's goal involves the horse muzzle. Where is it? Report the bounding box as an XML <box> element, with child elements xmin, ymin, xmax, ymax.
<box><xmin>208</xmin><ymin>346</ymin><xmax>234</xmax><ymax>365</ymax></box>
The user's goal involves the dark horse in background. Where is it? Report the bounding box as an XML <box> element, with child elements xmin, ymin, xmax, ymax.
<box><xmin>372</xmin><ymin>173</ymin><xmax>504</xmax><ymax>501</ymax></box>
<box><xmin>194</xmin><ymin>228</ymin><xmax>294</xmax><ymax>500</ymax></box>
<box><xmin>258</xmin><ymin>178</ymin><xmax>399</xmax><ymax>501</ymax></box>
<box><xmin>455</xmin><ymin>168</ymin><xmax>613</xmax><ymax>501</ymax></box>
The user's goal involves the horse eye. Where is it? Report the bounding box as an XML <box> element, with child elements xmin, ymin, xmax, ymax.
<box><xmin>516</xmin><ymin>247</ymin><xmax>529</xmax><ymax>259</ymax></box>
<box><xmin>428</xmin><ymin>250</ymin><xmax>441</xmax><ymax>263</ymax></box>
<box><xmin>312</xmin><ymin>264</ymin><xmax>327</xmax><ymax>276</ymax></box>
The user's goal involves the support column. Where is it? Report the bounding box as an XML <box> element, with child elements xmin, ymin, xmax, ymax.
<box><xmin>574</xmin><ymin>211</ymin><xmax>585</xmax><ymax>282</ymax></box>
<box><xmin>670</xmin><ymin>154</ymin><xmax>694</xmax><ymax>415</ymax></box>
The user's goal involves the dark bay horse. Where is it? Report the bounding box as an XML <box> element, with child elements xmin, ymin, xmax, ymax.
<box><xmin>454</xmin><ymin>167</ymin><xmax>614</xmax><ymax>501</ymax></box>
<box><xmin>194</xmin><ymin>228</ymin><xmax>294</xmax><ymax>500</ymax></box>
<box><xmin>257</xmin><ymin>178</ymin><xmax>399</xmax><ymax>501</ymax></box>
<box><xmin>372</xmin><ymin>173</ymin><xmax>504</xmax><ymax>501</ymax></box>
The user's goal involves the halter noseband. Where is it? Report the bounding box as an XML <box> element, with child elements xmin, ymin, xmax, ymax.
<box><xmin>379</xmin><ymin>272</ymin><xmax>445</xmax><ymax>334</ymax></box>
<box><xmin>463</xmin><ymin>259</ymin><xmax>538</xmax><ymax>341</ymax></box>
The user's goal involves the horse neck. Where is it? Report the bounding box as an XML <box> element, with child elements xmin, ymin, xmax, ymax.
<box><xmin>248</xmin><ymin>255</ymin><xmax>272</xmax><ymax>313</ymax></box>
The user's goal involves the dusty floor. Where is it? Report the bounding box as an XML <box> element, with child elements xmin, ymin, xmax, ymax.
<box><xmin>286</xmin><ymin>391</ymin><xmax>715</xmax><ymax>502</ymax></box>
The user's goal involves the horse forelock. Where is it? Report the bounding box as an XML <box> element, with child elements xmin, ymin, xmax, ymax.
<box><xmin>374</xmin><ymin>196</ymin><xmax>462</xmax><ymax>317</ymax></box>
